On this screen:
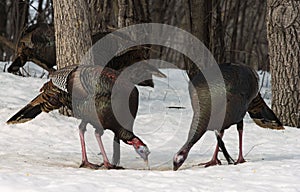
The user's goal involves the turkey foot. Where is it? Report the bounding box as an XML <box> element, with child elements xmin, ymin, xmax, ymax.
<box><xmin>80</xmin><ymin>161</ymin><xmax>102</xmax><ymax>169</ymax></box>
<box><xmin>198</xmin><ymin>158</ymin><xmax>221</xmax><ymax>168</ymax></box>
<box><xmin>234</xmin><ymin>157</ymin><xmax>246</xmax><ymax>165</ymax></box>
<box><xmin>99</xmin><ymin>162</ymin><xmax>124</xmax><ymax>169</ymax></box>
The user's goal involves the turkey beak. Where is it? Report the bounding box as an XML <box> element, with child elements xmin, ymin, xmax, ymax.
<box><xmin>135</xmin><ymin>146</ymin><xmax>151</xmax><ymax>170</ymax></box>
<box><xmin>145</xmin><ymin>159</ymin><xmax>150</xmax><ymax>170</ymax></box>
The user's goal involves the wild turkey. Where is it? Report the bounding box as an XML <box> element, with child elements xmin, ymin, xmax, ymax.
<box><xmin>173</xmin><ymin>63</ymin><xmax>284</xmax><ymax>171</ymax></box>
<box><xmin>7</xmin><ymin>23</ymin><xmax>165</xmax><ymax>167</ymax></box>
<box><xmin>7</xmin><ymin>64</ymin><xmax>153</xmax><ymax>169</ymax></box>
<box><xmin>7</xmin><ymin>23</ymin><xmax>158</xmax><ymax>87</ymax></box>
<box><xmin>7</xmin><ymin>23</ymin><xmax>56</xmax><ymax>73</ymax></box>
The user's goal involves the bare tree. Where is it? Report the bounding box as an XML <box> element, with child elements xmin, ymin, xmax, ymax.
<box><xmin>118</xmin><ymin>0</ymin><xmax>149</xmax><ymax>27</ymax></box>
<box><xmin>11</xmin><ymin>0</ymin><xmax>29</xmax><ymax>44</ymax></box>
<box><xmin>183</xmin><ymin>0</ymin><xmax>211</xmax><ymax>79</ymax></box>
<box><xmin>0</xmin><ymin>0</ymin><xmax>54</xmax><ymax>62</ymax></box>
<box><xmin>53</xmin><ymin>0</ymin><xmax>92</xmax><ymax>69</ymax></box>
<box><xmin>88</xmin><ymin>0</ymin><xmax>116</xmax><ymax>34</ymax></box>
<box><xmin>266</xmin><ymin>0</ymin><xmax>300</xmax><ymax>128</ymax></box>
<box><xmin>31</xmin><ymin>0</ymin><xmax>53</xmax><ymax>24</ymax></box>
<box><xmin>0</xmin><ymin>0</ymin><xmax>7</xmax><ymax>60</ymax></box>
<box><xmin>148</xmin><ymin>0</ymin><xmax>184</xmax><ymax>69</ymax></box>
<box><xmin>117</xmin><ymin>0</ymin><xmax>150</xmax><ymax>62</ymax></box>
<box><xmin>210</xmin><ymin>0</ymin><xmax>269</xmax><ymax>69</ymax></box>
<box><xmin>0</xmin><ymin>0</ymin><xmax>29</xmax><ymax>61</ymax></box>
<box><xmin>149</xmin><ymin>0</ymin><xmax>270</xmax><ymax>71</ymax></box>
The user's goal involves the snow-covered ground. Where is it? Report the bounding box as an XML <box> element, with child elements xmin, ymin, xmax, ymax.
<box><xmin>0</xmin><ymin>62</ymin><xmax>299</xmax><ymax>192</ymax></box>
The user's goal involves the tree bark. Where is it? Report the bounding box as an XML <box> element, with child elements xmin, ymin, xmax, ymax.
<box><xmin>118</xmin><ymin>0</ymin><xmax>126</xmax><ymax>27</ymax></box>
<box><xmin>229</xmin><ymin>0</ymin><xmax>240</xmax><ymax>63</ymax></box>
<box><xmin>88</xmin><ymin>0</ymin><xmax>114</xmax><ymax>33</ymax></box>
<box><xmin>212</xmin><ymin>0</ymin><xmax>225</xmax><ymax>64</ymax></box>
<box><xmin>37</xmin><ymin>0</ymin><xmax>44</xmax><ymax>23</ymax></box>
<box><xmin>0</xmin><ymin>0</ymin><xmax>7</xmax><ymax>60</ymax></box>
<box><xmin>0</xmin><ymin>35</ymin><xmax>15</xmax><ymax>51</ymax></box>
<box><xmin>116</xmin><ymin>0</ymin><xmax>150</xmax><ymax>63</ymax></box>
<box><xmin>53</xmin><ymin>0</ymin><xmax>92</xmax><ymax>69</ymax></box>
<box><xmin>185</xmin><ymin>0</ymin><xmax>211</xmax><ymax>79</ymax></box>
<box><xmin>266</xmin><ymin>0</ymin><xmax>300</xmax><ymax>127</ymax></box>
<box><xmin>118</xmin><ymin>0</ymin><xmax>150</xmax><ymax>28</ymax></box>
<box><xmin>13</xmin><ymin>0</ymin><xmax>29</xmax><ymax>43</ymax></box>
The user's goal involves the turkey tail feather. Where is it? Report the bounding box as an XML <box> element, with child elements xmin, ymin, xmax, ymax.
<box><xmin>7</xmin><ymin>81</ymin><xmax>65</xmax><ymax>124</ymax></box>
<box><xmin>7</xmin><ymin>95</ymin><xmax>43</xmax><ymax>124</ymax></box>
<box><xmin>248</xmin><ymin>93</ymin><xmax>284</xmax><ymax>130</ymax></box>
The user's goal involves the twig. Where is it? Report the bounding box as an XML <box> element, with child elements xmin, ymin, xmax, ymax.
<box><xmin>244</xmin><ymin>143</ymin><xmax>266</xmax><ymax>157</ymax></box>
<box><xmin>20</xmin><ymin>66</ymin><xmax>31</xmax><ymax>77</ymax></box>
<box><xmin>3</xmin><ymin>63</ymin><xmax>7</xmax><ymax>72</ymax></box>
<box><xmin>0</xmin><ymin>35</ymin><xmax>16</xmax><ymax>51</ymax></box>
<box><xmin>259</xmin><ymin>71</ymin><xmax>266</xmax><ymax>92</ymax></box>
<box><xmin>39</xmin><ymin>72</ymin><xmax>45</xmax><ymax>78</ymax></box>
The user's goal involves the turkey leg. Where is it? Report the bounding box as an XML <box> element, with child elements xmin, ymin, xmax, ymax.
<box><xmin>235</xmin><ymin>121</ymin><xmax>246</xmax><ymax>164</ymax></box>
<box><xmin>94</xmin><ymin>131</ymin><xmax>123</xmax><ymax>169</ymax></box>
<box><xmin>198</xmin><ymin>131</ymin><xmax>225</xmax><ymax>167</ymax></box>
<box><xmin>79</xmin><ymin>122</ymin><xmax>102</xmax><ymax>169</ymax></box>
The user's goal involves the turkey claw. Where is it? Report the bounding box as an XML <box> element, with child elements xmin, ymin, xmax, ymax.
<box><xmin>100</xmin><ymin>162</ymin><xmax>124</xmax><ymax>170</ymax></box>
<box><xmin>79</xmin><ymin>161</ymin><xmax>102</xmax><ymax>169</ymax></box>
<box><xmin>198</xmin><ymin>158</ymin><xmax>222</xmax><ymax>168</ymax></box>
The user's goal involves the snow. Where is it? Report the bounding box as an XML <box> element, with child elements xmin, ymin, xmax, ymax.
<box><xmin>0</xmin><ymin>62</ymin><xmax>299</xmax><ymax>192</ymax></box>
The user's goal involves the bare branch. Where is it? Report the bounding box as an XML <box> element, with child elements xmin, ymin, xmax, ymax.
<box><xmin>0</xmin><ymin>35</ymin><xmax>16</xmax><ymax>51</ymax></box>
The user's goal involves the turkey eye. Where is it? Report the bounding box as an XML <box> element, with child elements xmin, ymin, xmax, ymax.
<box><xmin>138</xmin><ymin>149</ymin><xmax>144</xmax><ymax>153</ymax></box>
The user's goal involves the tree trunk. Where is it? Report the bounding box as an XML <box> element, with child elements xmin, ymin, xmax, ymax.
<box><xmin>266</xmin><ymin>0</ymin><xmax>300</xmax><ymax>128</ymax></box>
<box><xmin>0</xmin><ymin>0</ymin><xmax>7</xmax><ymax>60</ymax></box>
<box><xmin>0</xmin><ymin>0</ymin><xmax>7</xmax><ymax>37</ymax></box>
<box><xmin>149</xmin><ymin>0</ymin><xmax>186</xmax><ymax>69</ymax></box>
<box><xmin>229</xmin><ymin>0</ymin><xmax>240</xmax><ymax>63</ymax></box>
<box><xmin>13</xmin><ymin>0</ymin><xmax>29</xmax><ymax>43</ymax></box>
<box><xmin>118</xmin><ymin>0</ymin><xmax>150</xmax><ymax>27</ymax></box>
<box><xmin>117</xmin><ymin>0</ymin><xmax>150</xmax><ymax>63</ymax></box>
<box><xmin>211</xmin><ymin>0</ymin><xmax>225</xmax><ymax>64</ymax></box>
<box><xmin>37</xmin><ymin>0</ymin><xmax>44</xmax><ymax>23</ymax></box>
<box><xmin>53</xmin><ymin>0</ymin><xmax>92</xmax><ymax>69</ymax></box>
<box><xmin>88</xmin><ymin>0</ymin><xmax>115</xmax><ymax>34</ymax></box>
<box><xmin>185</xmin><ymin>0</ymin><xmax>211</xmax><ymax>79</ymax></box>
